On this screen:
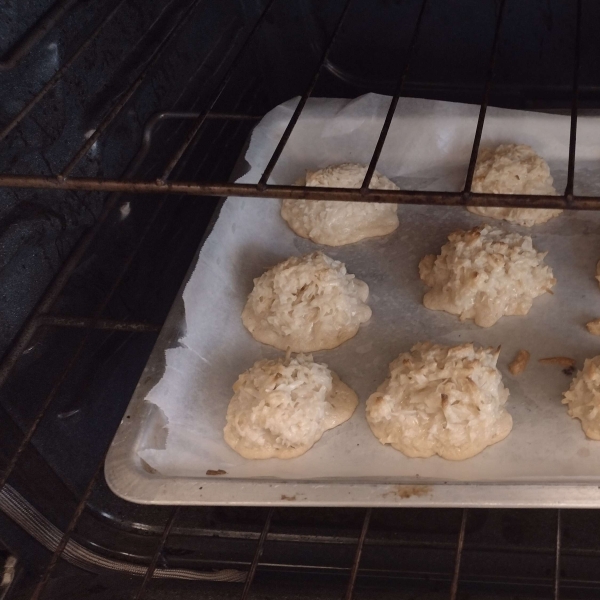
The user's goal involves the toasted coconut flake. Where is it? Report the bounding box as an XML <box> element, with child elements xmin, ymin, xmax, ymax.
<box><xmin>539</xmin><ymin>356</ymin><xmax>575</xmax><ymax>368</ymax></box>
<box><xmin>509</xmin><ymin>350</ymin><xmax>530</xmax><ymax>375</ymax></box>
<box><xmin>586</xmin><ymin>319</ymin><xmax>600</xmax><ymax>336</ymax></box>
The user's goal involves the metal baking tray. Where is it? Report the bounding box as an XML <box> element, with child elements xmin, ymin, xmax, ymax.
<box><xmin>106</xmin><ymin>95</ymin><xmax>600</xmax><ymax>507</ymax></box>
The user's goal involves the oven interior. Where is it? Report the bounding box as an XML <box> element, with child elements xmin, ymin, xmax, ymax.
<box><xmin>1</xmin><ymin>0</ymin><xmax>600</xmax><ymax>598</ymax></box>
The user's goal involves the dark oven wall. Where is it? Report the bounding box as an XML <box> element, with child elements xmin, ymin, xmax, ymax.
<box><xmin>1</xmin><ymin>1</ymin><xmax>600</xmax><ymax>599</ymax></box>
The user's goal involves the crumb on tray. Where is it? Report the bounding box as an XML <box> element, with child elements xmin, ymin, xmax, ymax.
<box><xmin>509</xmin><ymin>349</ymin><xmax>530</xmax><ymax>375</ymax></box>
<box><xmin>206</xmin><ymin>469</ymin><xmax>227</xmax><ymax>476</ymax></box>
<box><xmin>586</xmin><ymin>319</ymin><xmax>600</xmax><ymax>336</ymax></box>
<box><xmin>539</xmin><ymin>356</ymin><xmax>575</xmax><ymax>368</ymax></box>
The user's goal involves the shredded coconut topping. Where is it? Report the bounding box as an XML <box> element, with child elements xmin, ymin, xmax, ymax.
<box><xmin>419</xmin><ymin>225</ymin><xmax>556</xmax><ymax>327</ymax></box>
<box><xmin>242</xmin><ymin>252</ymin><xmax>371</xmax><ymax>352</ymax></box>
<box><xmin>467</xmin><ymin>144</ymin><xmax>562</xmax><ymax>227</ymax></box>
<box><xmin>281</xmin><ymin>163</ymin><xmax>399</xmax><ymax>246</ymax></box>
<box><xmin>563</xmin><ymin>356</ymin><xmax>600</xmax><ymax>440</ymax></box>
<box><xmin>366</xmin><ymin>342</ymin><xmax>512</xmax><ymax>460</ymax></box>
<box><xmin>224</xmin><ymin>354</ymin><xmax>357</xmax><ymax>459</ymax></box>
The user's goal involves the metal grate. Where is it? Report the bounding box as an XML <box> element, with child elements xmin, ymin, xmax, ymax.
<box><xmin>0</xmin><ymin>0</ymin><xmax>599</xmax><ymax>599</ymax></box>
<box><xmin>0</xmin><ymin>0</ymin><xmax>595</xmax><ymax>209</ymax></box>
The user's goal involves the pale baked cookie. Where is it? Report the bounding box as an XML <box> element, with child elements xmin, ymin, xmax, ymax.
<box><xmin>242</xmin><ymin>251</ymin><xmax>371</xmax><ymax>352</ymax></box>
<box><xmin>467</xmin><ymin>144</ymin><xmax>562</xmax><ymax>227</ymax></box>
<box><xmin>365</xmin><ymin>342</ymin><xmax>512</xmax><ymax>460</ymax></box>
<box><xmin>562</xmin><ymin>356</ymin><xmax>600</xmax><ymax>440</ymax></box>
<box><xmin>224</xmin><ymin>354</ymin><xmax>358</xmax><ymax>459</ymax></box>
<box><xmin>419</xmin><ymin>225</ymin><xmax>555</xmax><ymax>327</ymax></box>
<box><xmin>281</xmin><ymin>163</ymin><xmax>399</xmax><ymax>246</ymax></box>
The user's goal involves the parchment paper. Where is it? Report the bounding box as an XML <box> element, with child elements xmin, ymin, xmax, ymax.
<box><xmin>138</xmin><ymin>93</ymin><xmax>600</xmax><ymax>482</ymax></box>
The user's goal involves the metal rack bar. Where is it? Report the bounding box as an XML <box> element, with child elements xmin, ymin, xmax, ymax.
<box><xmin>0</xmin><ymin>0</ymin><xmax>78</xmax><ymax>71</ymax></box>
<box><xmin>2</xmin><ymin>174</ymin><xmax>598</xmax><ymax>208</ymax></box>
<box><xmin>0</xmin><ymin>0</ymin><xmax>128</xmax><ymax>142</ymax></box>
<box><xmin>240</xmin><ymin>509</ymin><xmax>274</xmax><ymax>600</ymax></box>
<box><xmin>256</xmin><ymin>0</ymin><xmax>354</xmax><ymax>189</ymax></box>
<box><xmin>207</xmin><ymin>112</ymin><xmax>262</xmax><ymax>121</ymax></box>
<box><xmin>124</xmin><ymin>110</ymin><xmax>252</xmax><ymax>180</ymax></box>
<box><xmin>137</xmin><ymin>109</ymin><xmax>258</xmax><ymax>179</ymax></box>
<box><xmin>158</xmin><ymin>0</ymin><xmax>279</xmax><ymax>182</ymax></box>
<box><xmin>361</xmin><ymin>0</ymin><xmax>429</xmax><ymax>191</ymax></box>
<box><xmin>554</xmin><ymin>510</ymin><xmax>562</xmax><ymax>600</ymax></box>
<box><xmin>36</xmin><ymin>316</ymin><xmax>161</xmax><ymax>332</ymax></box>
<box><xmin>463</xmin><ymin>0</ymin><xmax>507</xmax><ymax>195</ymax></box>
<box><xmin>343</xmin><ymin>508</ymin><xmax>372</xmax><ymax>600</ymax></box>
<box><xmin>450</xmin><ymin>509</ymin><xmax>468</xmax><ymax>600</ymax></box>
<box><xmin>134</xmin><ymin>507</ymin><xmax>180</xmax><ymax>600</ymax></box>
<box><xmin>59</xmin><ymin>0</ymin><xmax>204</xmax><ymax>179</ymax></box>
<box><xmin>565</xmin><ymin>0</ymin><xmax>583</xmax><ymax>199</ymax></box>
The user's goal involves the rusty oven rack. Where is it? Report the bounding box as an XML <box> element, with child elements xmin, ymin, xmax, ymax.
<box><xmin>0</xmin><ymin>0</ymin><xmax>593</xmax><ymax>210</ymax></box>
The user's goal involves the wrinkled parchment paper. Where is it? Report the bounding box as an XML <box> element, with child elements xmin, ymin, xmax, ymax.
<box><xmin>138</xmin><ymin>93</ymin><xmax>600</xmax><ymax>482</ymax></box>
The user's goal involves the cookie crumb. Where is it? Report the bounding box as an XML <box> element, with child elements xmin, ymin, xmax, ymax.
<box><xmin>206</xmin><ymin>469</ymin><xmax>227</xmax><ymax>476</ymax></box>
<box><xmin>586</xmin><ymin>319</ymin><xmax>600</xmax><ymax>336</ymax></box>
<box><xmin>509</xmin><ymin>350</ymin><xmax>530</xmax><ymax>375</ymax></box>
<box><xmin>539</xmin><ymin>357</ymin><xmax>575</xmax><ymax>368</ymax></box>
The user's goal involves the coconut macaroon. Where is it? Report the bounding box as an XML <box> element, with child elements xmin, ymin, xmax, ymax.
<box><xmin>467</xmin><ymin>144</ymin><xmax>562</xmax><ymax>227</ymax></box>
<box><xmin>419</xmin><ymin>225</ymin><xmax>556</xmax><ymax>328</ymax></box>
<box><xmin>242</xmin><ymin>252</ymin><xmax>371</xmax><ymax>352</ymax></box>
<box><xmin>224</xmin><ymin>354</ymin><xmax>358</xmax><ymax>459</ymax></box>
<box><xmin>281</xmin><ymin>163</ymin><xmax>399</xmax><ymax>246</ymax></box>
<box><xmin>365</xmin><ymin>342</ymin><xmax>512</xmax><ymax>460</ymax></box>
<box><xmin>562</xmin><ymin>356</ymin><xmax>600</xmax><ymax>440</ymax></box>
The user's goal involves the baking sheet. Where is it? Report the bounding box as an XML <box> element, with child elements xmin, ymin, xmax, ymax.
<box><xmin>107</xmin><ymin>94</ymin><xmax>600</xmax><ymax>504</ymax></box>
